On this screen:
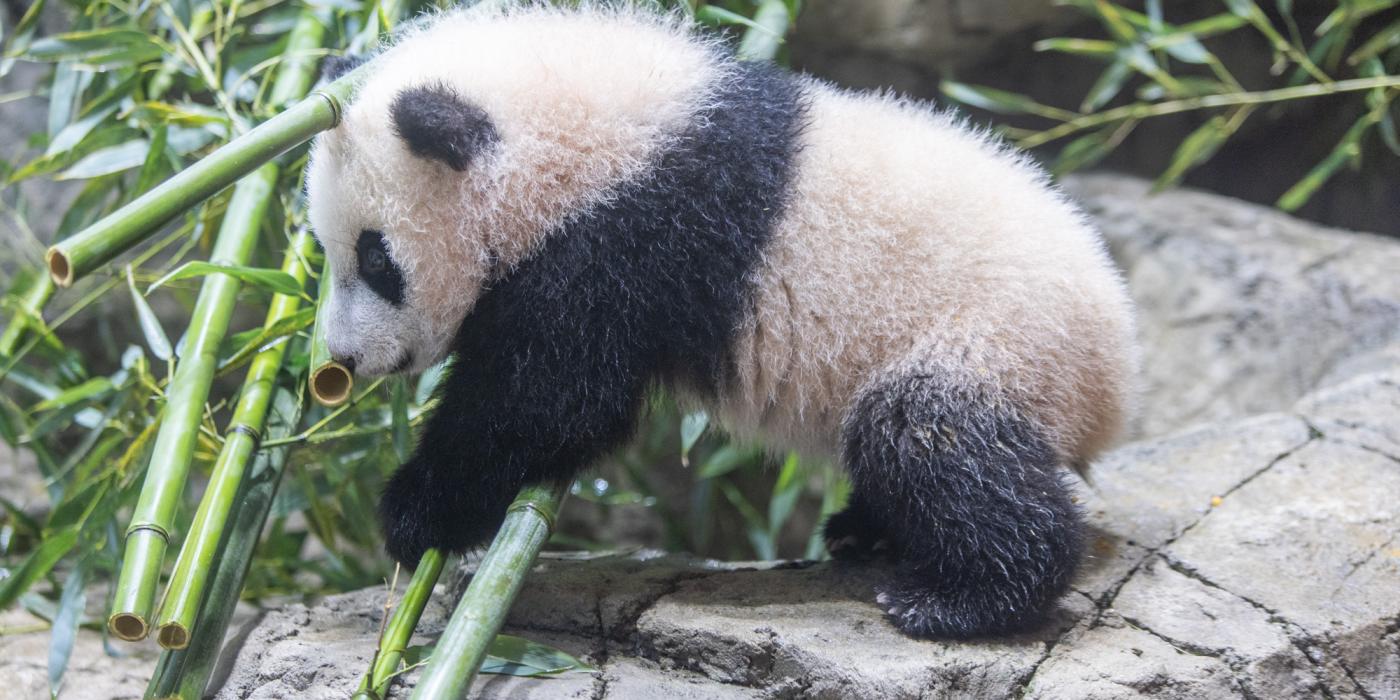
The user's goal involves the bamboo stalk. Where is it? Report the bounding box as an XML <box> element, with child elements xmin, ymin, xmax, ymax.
<box><xmin>43</xmin><ymin>67</ymin><xmax>363</xmax><ymax>288</ymax></box>
<box><xmin>308</xmin><ymin>263</ymin><xmax>353</xmax><ymax>406</ymax></box>
<box><xmin>153</xmin><ymin>228</ymin><xmax>317</xmax><ymax>649</ymax></box>
<box><xmin>408</xmin><ymin>482</ymin><xmax>569</xmax><ymax>700</ymax></box>
<box><xmin>0</xmin><ymin>274</ymin><xmax>53</xmax><ymax>357</ymax></box>
<box><xmin>108</xmin><ymin>163</ymin><xmax>279</xmax><ymax>641</ymax></box>
<box><xmin>354</xmin><ymin>549</ymin><xmax>447</xmax><ymax>700</ymax></box>
<box><xmin>145</xmin><ymin>391</ymin><xmax>306</xmax><ymax>699</ymax></box>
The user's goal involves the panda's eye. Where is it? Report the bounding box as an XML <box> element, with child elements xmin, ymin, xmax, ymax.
<box><xmin>356</xmin><ymin>229</ymin><xmax>405</xmax><ymax>306</ymax></box>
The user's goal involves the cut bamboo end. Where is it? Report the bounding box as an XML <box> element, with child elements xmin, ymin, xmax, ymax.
<box><xmin>156</xmin><ymin>622</ymin><xmax>191</xmax><ymax>650</ymax></box>
<box><xmin>45</xmin><ymin>247</ymin><xmax>73</xmax><ymax>288</ymax></box>
<box><xmin>310</xmin><ymin>362</ymin><xmax>353</xmax><ymax>406</ymax></box>
<box><xmin>109</xmin><ymin>612</ymin><xmax>149</xmax><ymax>641</ymax></box>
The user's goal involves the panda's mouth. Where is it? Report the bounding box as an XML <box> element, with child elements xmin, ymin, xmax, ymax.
<box><xmin>391</xmin><ymin>352</ymin><xmax>413</xmax><ymax>374</ymax></box>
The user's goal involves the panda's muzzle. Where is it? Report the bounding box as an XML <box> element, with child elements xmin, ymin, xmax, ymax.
<box><xmin>391</xmin><ymin>352</ymin><xmax>413</xmax><ymax>374</ymax></box>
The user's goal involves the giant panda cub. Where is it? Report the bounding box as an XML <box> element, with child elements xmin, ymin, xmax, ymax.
<box><xmin>307</xmin><ymin>5</ymin><xmax>1137</xmax><ymax>639</ymax></box>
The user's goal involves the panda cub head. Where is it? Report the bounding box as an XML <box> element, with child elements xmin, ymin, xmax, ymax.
<box><xmin>306</xmin><ymin>78</ymin><xmax>501</xmax><ymax>376</ymax></box>
<box><xmin>305</xmin><ymin>8</ymin><xmax>718</xmax><ymax>376</ymax></box>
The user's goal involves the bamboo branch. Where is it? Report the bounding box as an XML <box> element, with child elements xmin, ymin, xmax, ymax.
<box><xmin>1017</xmin><ymin>75</ymin><xmax>1400</xmax><ymax>149</ymax></box>
<box><xmin>308</xmin><ymin>263</ymin><xmax>352</xmax><ymax>406</ymax></box>
<box><xmin>43</xmin><ymin>66</ymin><xmax>364</xmax><ymax>288</ymax></box>
<box><xmin>354</xmin><ymin>549</ymin><xmax>447</xmax><ymax>700</ymax></box>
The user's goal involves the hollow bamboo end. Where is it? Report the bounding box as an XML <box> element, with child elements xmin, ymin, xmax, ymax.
<box><xmin>109</xmin><ymin>612</ymin><xmax>149</xmax><ymax>641</ymax></box>
<box><xmin>45</xmin><ymin>248</ymin><xmax>73</xmax><ymax>288</ymax></box>
<box><xmin>310</xmin><ymin>362</ymin><xmax>353</xmax><ymax>406</ymax></box>
<box><xmin>156</xmin><ymin>622</ymin><xmax>190</xmax><ymax>650</ymax></box>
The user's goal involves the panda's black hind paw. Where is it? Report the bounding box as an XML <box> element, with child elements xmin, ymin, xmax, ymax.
<box><xmin>822</xmin><ymin>501</ymin><xmax>891</xmax><ymax>561</ymax></box>
<box><xmin>875</xmin><ymin>571</ymin><xmax>1048</xmax><ymax>639</ymax></box>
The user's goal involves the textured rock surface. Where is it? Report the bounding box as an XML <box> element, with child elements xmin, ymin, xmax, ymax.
<box><xmin>201</xmin><ymin>178</ymin><xmax>1400</xmax><ymax>698</ymax></box>
<box><xmin>3</xmin><ymin>176</ymin><xmax>1397</xmax><ymax>697</ymax></box>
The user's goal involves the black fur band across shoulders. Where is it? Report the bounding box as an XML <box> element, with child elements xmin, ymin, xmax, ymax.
<box><xmin>378</xmin><ymin>60</ymin><xmax>808</xmax><ymax>564</ymax></box>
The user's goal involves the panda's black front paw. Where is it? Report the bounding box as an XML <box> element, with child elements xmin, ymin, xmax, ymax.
<box><xmin>379</xmin><ymin>460</ymin><xmax>447</xmax><ymax>567</ymax></box>
<box><xmin>379</xmin><ymin>456</ymin><xmax>514</xmax><ymax>566</ymax></box>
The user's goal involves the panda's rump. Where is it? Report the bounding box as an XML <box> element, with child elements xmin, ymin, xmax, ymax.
<box><xmin>717</xmin><ymin>84</ymin><xmax>1136</xmax><ymax>463</ymax></box>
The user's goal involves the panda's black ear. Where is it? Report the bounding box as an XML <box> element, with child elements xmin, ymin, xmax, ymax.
<box><xmin>321</xmin><ymin>54</ymin><xmax>369</xmax><ymax>83</ymax></box>
<box><xmin>390</xmin><ymin>83</ymin><xmax>498</xmax><ymax>172</ymax></box>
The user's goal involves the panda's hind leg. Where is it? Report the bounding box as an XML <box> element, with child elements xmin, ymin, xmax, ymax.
<box><xmin>843</xmin><ymin>372</ymin><xmax>1084</xmax><ymax>639</ymax></box>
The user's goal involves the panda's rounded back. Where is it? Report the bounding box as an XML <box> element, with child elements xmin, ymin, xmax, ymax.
<box><xmin>720</xmin><ymin>81</ymin><xmax>1138</xmax><ymax>463</ymax></box>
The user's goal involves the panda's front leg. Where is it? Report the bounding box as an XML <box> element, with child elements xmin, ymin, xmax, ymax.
<box><xmin>378</xmin><ymin>307</ymin><xmax>649</xmax><ymax>567</ymax></box>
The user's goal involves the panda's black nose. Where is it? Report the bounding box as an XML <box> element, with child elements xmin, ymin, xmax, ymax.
<box><xmin>334</xmin><ymin>355</ymin><xmax>357</xmax><ymax>373</ymax></box>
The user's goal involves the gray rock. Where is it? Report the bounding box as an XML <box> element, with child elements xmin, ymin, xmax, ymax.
<box><xmin>198</xmin><ymin>179</ymin><xmax>1400</xmax><ymax>698</ymax></box>
<box><xmin>4</xmin><ymin>174</ymin><xmax>1398</xmax><ymax>698</ymax></box>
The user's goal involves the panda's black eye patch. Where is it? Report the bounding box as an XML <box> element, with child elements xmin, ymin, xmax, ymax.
<box><xmin>356</xmin><ymin>229</ymin><xmax>405</xmax><ymax>306</ymax></box>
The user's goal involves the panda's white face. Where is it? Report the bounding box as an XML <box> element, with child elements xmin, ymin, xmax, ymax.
<box><xmin>305</xmin><ymin>7</ymin><xmax>721</xmax><ymax>376</ymax></box>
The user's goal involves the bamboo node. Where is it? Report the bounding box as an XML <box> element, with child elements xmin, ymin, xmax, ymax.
<box><xmin>126</xmin><ymin>522</ymin><xmax>171</xmax><ymax>541</ymax></box>
<box><xmin>311</xmin><ymin>90</ymin><xmax>343</xmax><ymax>127</ymax></box>
<box><xmin>506</xmin><ymin>500</ymin><xmax>557</xmax><ymax>533</ymax></box>
<box><xmin>229</xmin><ymin>423</ymin><xmax>263</xmax><ymax>447</ymax></box>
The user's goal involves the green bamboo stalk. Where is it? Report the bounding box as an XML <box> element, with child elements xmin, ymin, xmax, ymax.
<box><xmin>308</xmin><ymin>262</ymin><xmax>353</xmax><ymax>405</ymax></box>
<box><xmin>145</xmin><ymin>389</ymin><xmax>306</xmax><ymax>700</ymax></box>
<box><xmin>409</xmin><ymin>482</ymin><xmax>569</xmax><ymax>700</ymax></box>
<box><xmin>43</xmin><ymin>67</ymin><xmax>363</xmax><ymax>288</ymax></box>
<box><xmin>153</xmin><ymin>229</ymin><xmax>317</xmax><ymax>649</ymax></box>
<box><xmin>0</xmin><ymin>274</ymin><xmax>53</xmax><ymax>357</ymax></box>
<box><xmin>108</xmin><ymin>163</ymin><xmax>279</xmax><ymax>641</ymax></box>
<box><xmin>353</xmin><ymin>548</ymin><xmax>447</xmax><ymax>700</ymax></box>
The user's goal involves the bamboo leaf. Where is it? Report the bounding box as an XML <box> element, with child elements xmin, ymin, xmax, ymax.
<box><xmin>48</xmin><ymin>561</ymin><xmax>88</xmax><ymax>696</ymax></box>
<box><xmin>127</xmin><ymin>266</ymin><xmax>173</xmax><ymax>361</ymax></box>
<box><xmin>941</xmin><ymin>82</ymin><xmax>1078</xmax><ymax>120</ymax></box>
<box><xmin>695</xmin><ymin>6</ymin><xmax>771</xmax><ymax>34</ymax></box>
<box><xmin>1055</xmin><ymin>133</ymin><xmax>1109</xmax><ymax>177</ymax></box>
<box><xmin>29</xmin><ymin>376</ymin><xmax>113</xmax><ymax>413</ymax></box>
<box><xmin>55</xmin><ymin>140</ymin><xmax>151</xmax><ymax>180</ymax></box>
<box><xmin>1033</xmin><ymin>38</ymin><xmax>1117</xmax><ymax>57</ymax></box>
<box><xmin>1277</xmin><ymin>128</ymin><xmax>1365</xmax><ymax>211</ymax></box>
<box><xmin>148</xmin><ymin>261</ymin><xmax>303</xmax><ymax>297</ymax></box>
<box><xmin>134</xmin><ymin>123</ymin><xmax>169</xmax><ymax>195</ymax></box>
<box><xmin>1081</xmin><ymin>59</ymin><xmax>1132</xmax><ymax>112</ymax></box>
<box><xmin>680</xmin><ymin>411</ymin><xmax>708</xmax><ymax>465</ymax></box>
<box><xmin>697</xmin><ymin>445</ymin><xmax>761</xmax><ymax>480</ymax></box>
<box><xmin>1347</xmin><ymin>18</ymin><xmax>1400</xmax><ymax>65</ymax></box>
<box><xmin>1222</xmin><ymin>0</ymin><xmax>1257</xmax><ymax>19</ymax></box>
<box><xmin>45</xmin><ymin>104</ymin><xmax>119</xmax><ymax>158</ymax></box>
<box><xmin>24</xmin><ymin>28</ymin><xmax>166</xmax><ymax>67</ymax></box>
<box><xmin>1154</xmin><ymin>115</ymin><xmax>1235</xmax><ymax>191</ymax></box>
<box><xmin>479</xmin><ymin>634</ymin><xmax>594</xmax><ymax>676</ymax></box>
<box><xmin>217</xmin><ymin>307</ymin><xmax>316</xmax><ymax>373</ymax></box>
<box><xmin>0</xmin><ymin>527</ymin><xmax>79</xmax><ymax>609</ymax></box>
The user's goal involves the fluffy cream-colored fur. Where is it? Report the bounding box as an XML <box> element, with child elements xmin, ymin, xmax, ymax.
<box><xmin>307</xmin><ymin>6</ymin><xmax>721</xmax><ymax>374</ymax></box>
<box><xmin>308</xmin><ymin>5</ymin><xmax>1137</xmax><ymax>463</ymax></box>
<box><xmin>718</xmin><ymin>81</ymin><xmax>1137</xmax><ymax>462</ymax></box>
